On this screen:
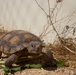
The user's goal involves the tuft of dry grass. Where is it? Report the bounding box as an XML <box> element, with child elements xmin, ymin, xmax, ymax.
<box><xmin>0</xmin><ymin>28</ymin><xmax>7</xmax><ymax>36</ymax></box>
<box><xmin>46</xmin><ymin>37</ymin><xmax>76</xmax><ymax>68</ymax></box>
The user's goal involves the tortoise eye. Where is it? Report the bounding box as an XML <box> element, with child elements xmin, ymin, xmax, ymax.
<box><xmin>31</xmin><ymin>44</ymin><xmax>35</xmax><ymax>48</ymax></box>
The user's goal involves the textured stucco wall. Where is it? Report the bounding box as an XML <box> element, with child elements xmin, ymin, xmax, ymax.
<box><xmin>0</xmin><ymin>0</ymin><xmax>76</xmax><ymax>43</ymax></box>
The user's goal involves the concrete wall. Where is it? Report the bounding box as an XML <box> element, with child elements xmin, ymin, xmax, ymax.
<box><xmin>0</xmin><ymin>0</ymin><xmax>76</xmax><ymax>43</ymax></box>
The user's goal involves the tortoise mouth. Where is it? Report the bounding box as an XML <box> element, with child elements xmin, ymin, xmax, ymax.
<box><xmin>28</xmin><ymin>50</ymin><xmax>40</xmax><ymax>54</ymax></box>
<box><xmin>28</xmin><ymin>49</ymin><xmax>42</xmax><ymax>54</ymax></box>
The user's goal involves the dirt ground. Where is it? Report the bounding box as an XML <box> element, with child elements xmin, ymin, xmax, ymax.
<box><xmin>0</xmin><ymin>67</ymin><xmax>76</xmax><ymax>75</ymax></box>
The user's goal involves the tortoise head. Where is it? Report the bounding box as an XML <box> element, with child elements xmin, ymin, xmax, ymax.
<box><xmin>27</xmin><ymin>41</ymin><xmax>43</xmax><ymax>54</ymax></box>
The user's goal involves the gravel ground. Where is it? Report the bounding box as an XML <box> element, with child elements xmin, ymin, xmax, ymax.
<box><xmin>0</xmin><ymin>67</ymin><xmax>76</xmax><ymax>75</ymax></box>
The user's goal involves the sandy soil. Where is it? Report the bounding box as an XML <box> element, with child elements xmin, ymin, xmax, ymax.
<box><xmin>0</xmin><ymin>67</ymin><xmax>76</xmax><ymax>75</ymax></box>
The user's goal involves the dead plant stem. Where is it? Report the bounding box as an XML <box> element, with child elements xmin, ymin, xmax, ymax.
<box><xmin>35</xmin><ymin>0</ymin><xmax>76</xmax><ymax>54</ymax></box>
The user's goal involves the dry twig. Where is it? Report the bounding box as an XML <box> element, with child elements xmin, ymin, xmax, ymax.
<box><xmin>35</xmin><ymin>0</ymin><xmax>76</xmax><ymax>54</ymax></box>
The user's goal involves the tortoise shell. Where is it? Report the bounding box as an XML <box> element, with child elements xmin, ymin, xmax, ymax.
<box><xmin>0</xmin><ymin>30</ymin><xmax>42</xmax><ymax>55</ymax></box>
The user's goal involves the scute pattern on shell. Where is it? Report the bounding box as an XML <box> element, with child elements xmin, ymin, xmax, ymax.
<box><xmin>0</xmin><ymin>30</ymin><xmax>42</xmax><ymax>54</ymax></box>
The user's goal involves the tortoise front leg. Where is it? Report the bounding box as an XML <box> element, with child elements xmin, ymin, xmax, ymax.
<box><xmin>42</xmin><ymin>47</ymin><xmax>53</xmax><ymax>58</ymax></box>
<box><xmin>5</xmin><ymin>54</ymin><xmax>18</xmax><ymax>67</ymax></box>
<box><xmin>41</xmin><ymin>47</ymin><xmax>57</xmax><ymax>67</ymax></box>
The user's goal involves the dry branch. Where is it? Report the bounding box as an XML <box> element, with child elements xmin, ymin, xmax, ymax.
<box><xmin>35</xmin><ymin>0</ymin><xmax>76</xmax><ymax>54</ymax></box>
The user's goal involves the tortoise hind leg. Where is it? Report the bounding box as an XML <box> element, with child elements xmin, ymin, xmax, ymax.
<box><xmin>5</xmin><ymin>54</ymin><xmax>18</xmax><ymax>67</ymax></box>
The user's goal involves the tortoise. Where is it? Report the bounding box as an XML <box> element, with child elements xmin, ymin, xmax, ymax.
<box><xmin>0</xmin><ymin>30</ymin><xmax>56</xmax><ymax>67</ymax></box>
